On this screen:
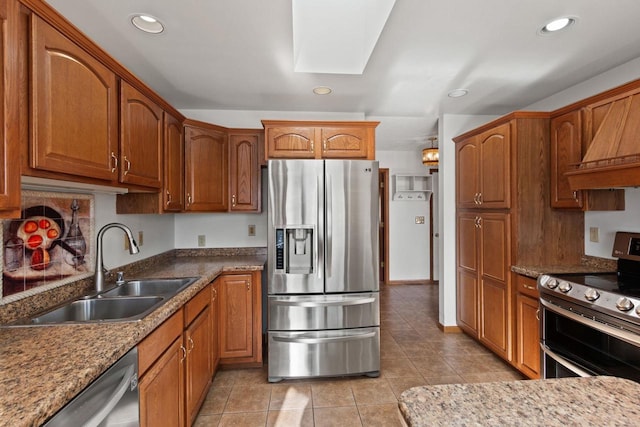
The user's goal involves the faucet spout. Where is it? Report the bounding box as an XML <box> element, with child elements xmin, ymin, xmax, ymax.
<box><xmin>94</xmin><ymin>223</ymin><xmax>140</xmax><ymax>293</ymax></box>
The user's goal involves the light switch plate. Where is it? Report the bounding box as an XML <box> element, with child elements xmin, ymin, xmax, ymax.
<box><xmin>589</xmin><ymin>227</ymin><xmax>599</xmax><ymax>243</ymax></box>
<box><xmin>248</xmin><ymin>224</ymin><xmax>256</xmax><ymax>236</ymax></box>
<box><xmin>198</xmin><ymin>235</ymin><xmax>206</xmax><ymax>247</ymax></box>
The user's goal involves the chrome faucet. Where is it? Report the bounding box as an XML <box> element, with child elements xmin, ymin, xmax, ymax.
<box><xmin>94</xmin><ymin>223</ymin><xmax>140</xmax><ymax>293</ymax></box>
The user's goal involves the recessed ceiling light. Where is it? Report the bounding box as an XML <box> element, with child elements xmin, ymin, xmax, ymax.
<box><xmin>313</xmin><ymin>86</ymin><xmax>332</xmax><ymax>95</ymax></box>
<box><xmin>448</xmin><ymin>89</ymin><xmax>468</xmax><ymax>98</ymax></box>
<box><xmin>539</xmin><ymin>17</ymin><xmax>576</xmax><ymax>34</ymax></box>
<box><xmin>131</xmin><ymin>14</ymin><xmax>164</xmax><ymax>34</ymax></box>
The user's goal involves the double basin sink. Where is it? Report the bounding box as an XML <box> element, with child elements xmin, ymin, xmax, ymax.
<box><xmin>11</xmin><ymin>277</ymin><xmax>199</xmax><ymax>326</ymax></box>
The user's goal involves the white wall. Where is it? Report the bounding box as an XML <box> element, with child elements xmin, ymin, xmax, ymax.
<box><xmin>438</xmin><ymin>114</ymin><xmax>499</xmax><ymax>327</ymax></box>
<box><xmin>179</xmin><ymin>109</ymin><xmax>364</xmax><ymax>129</ymax></box>
<box><xmin>377</xmin><ymin>149</ymin><xmax>433</xmax><ymax>281</ymax></box>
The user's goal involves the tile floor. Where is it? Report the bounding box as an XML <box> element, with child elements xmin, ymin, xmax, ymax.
<box><xmin>194</xmin><ymin>283</ymin><xmax>524</xmax><ymax>426</ymax></box>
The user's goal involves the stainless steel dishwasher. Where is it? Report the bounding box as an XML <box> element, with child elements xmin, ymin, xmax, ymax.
<box><xmin>44</xmin><ymin>347</ymin><xmax>139</xmax><ymax>426</ymax></box>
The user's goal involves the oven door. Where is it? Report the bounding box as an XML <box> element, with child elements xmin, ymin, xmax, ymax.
<box><xmin>541</xmin><ymin>296</ymin><xmax>640</xmax><ymax>382</ymax></box>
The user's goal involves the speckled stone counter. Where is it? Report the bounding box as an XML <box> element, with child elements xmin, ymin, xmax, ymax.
<box><xmin>399</xmin><ymin>376</ymin><xmax>640</xmax><ymax>426</ymax></box>
<box><xmin>0</xmin><ymin>250</ymin><xmax>265</xmax><ymax>427</ymax></box>
<box><xmin>511</xmin><ymin>255</ymin><xmax>616</xmax><ymax>279</ymax></box>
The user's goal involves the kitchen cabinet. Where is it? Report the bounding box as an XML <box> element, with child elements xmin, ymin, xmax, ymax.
<box><xmin>456</xmin><ymin>123</ymin><xmax>511</xmax><ymax>209</ymax></box>
<box><xmin>229</xmin><ymin>130</ymin><xmax>261</xmax><ymax>212</ymax></box>
<box><xmin>138</xmin><ymin>285</ymin><xmax>212</xmax><ymax>427</ymax></box>
<box><xmin>217</xmin><ymin>271</ymin><xmax>263</xmax><ymax>366</ymax></box>
<box><xmin>0</xmin><ymin>0</ymin><xmax>20</xmax><ymax>218</ymax></box>
<box><xmin>262</xmin><ymin>120</ymin><xmax>379</xmax><ymax>160</ymax></box>
<box><xmin>211</xmin><ymin>280</ymin><xmax>220</xmax><ymax>373</ymax></box>
<box><xmin>164</xmin><ymin>112</ymin><xmax>185</xmax><ymax>212</ymax></box>
<box><xmin>454</xmin><ymin>112</ymin><xmax>583</xmax><ymax>371</ymax></box>
<box><xmin>514</xmin><ymin>274</ymin><xmax>540</xmax><ymax>379</ymax></box>
<box><xmin>184</xmin><ymin>120</ymin><xmax>229</xmax><ymax>212</ymax></box>
<box><xmin>550</xmin><ymin>109</ymin><xmax>624</xmax><ymax>211</ymax></box>
<box><xmin>29</xmin><ymin>14</ymin><xmax>119</xmax><ymax>183</ymax></box>
<box><xmin>120</xmin><ymin>81</ymin><xmax>163</xmax><ymax>189</ymax></box>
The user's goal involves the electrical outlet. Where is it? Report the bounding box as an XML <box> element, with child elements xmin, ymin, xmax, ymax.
<box><xmin>415</xmin><ymin>216</ymin><xmax>425</xmax><ymax>224</ymax></box>
<box><xmin>138</xmin><ymin>231</ymin><xmax>144</xmax><ymax>246</ymax></box>
<box><xmin>589</xmin><ymin>227</ymin><xmax>599</xmax><ymax>243</ymax></box>
<box><xmin>248</xmin><ymin>224</ymin><xmax>256</xmax><ymax>236</ymax></box>
<box><xmin>198</xmin><ymin>235</ymin><xmax>206</xmax><ymax>247</ymax></box>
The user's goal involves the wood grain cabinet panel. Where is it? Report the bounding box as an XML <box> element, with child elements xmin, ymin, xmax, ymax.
<box><xmin>30</xmin><ymin>14</ymin><xmax>118</xmax><ymax>182</ymax></box>
<box><xmin>120</xmin><ymin>81</ymin><xmax>163</xmax><ymax>188</ymax></box>
<box><xmin>229</xmin><ymin>132</ymin><xmax>261</xmax><ymax>212</ymax></box>
<box><xmin>515</xmin><ymin>275</ymin><xmax>540</xmax><ymax>379</ymax></box>
<box><xmin>185</xmin><ymin>306</ymin><xmax>212</xmax><ymax>426</ymax></box>
<box><xmin>0</xmin><ymin>0</ymin><xmax>20</xmax><ymax>218</ymax></box>
<box><xmin>163</xmin><ymin>112</ymin><xmax>185</xmax><ymax>211</ymax></box>
<box><xmin>456</xmin><ymin>138</ymin><xmax>480</xmax><ymax>208</ymax></box>
<box><xmin>265</xmin><ymin>126</ymin><xmax>316</xmax><ymax>159</ymax></box>
<box><xmin>320</xmin><ymin>127</ymin><xmax>369</xmax><ymax>158</ymax></box>
<box><xmin>211</xmin><ymin>281</ymin><xmax>220</xmax><ymax>373</ymax></box>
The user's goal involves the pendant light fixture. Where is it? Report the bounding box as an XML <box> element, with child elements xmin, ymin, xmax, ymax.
<box><xmin>422</xmin><ymin>136</ymin><xmax>439</xmax><ymax>166</ymax></box>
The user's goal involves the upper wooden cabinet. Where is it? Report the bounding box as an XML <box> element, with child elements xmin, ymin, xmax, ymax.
<box><xmin>550</xmin><ymin>109</ymin><xmax>624</xmax><ymax>211</ymax></box>
<box><xmin>163</xmin><ymin>112</ymin><xmax>185</xmax><ymax>212</ymax></box>
<box><xmin>120</xmin><ymin>81</ymin><xmax>163</xmax><ymax>189</ymax></box>
<box><xmin>30</xmin><ymin>14</ymin><xmax>119</xmax><ymax>183</ymax></box>
<box><xmin>229</xmin><ymin>131</ymin><xmax>261</xmax><ymax>212</ymax></box>
<box><xmin>262</xmin><ymin>120</ymin><xmax>379</xmax><ymax>160</ymax></box>
<box><xmin>455</xmin><ymin>123</ymin><xmax>511</xmax><ymax>209</ymax></box>
<box><xmin>184</xmin><ymin>121</ymin><xmax>228</xmax><ymax>212</ymax></box>
<box><xmin>0</xmin><ymin>0</ymin><xmax>20</xmax><ymax>218</ymax></box>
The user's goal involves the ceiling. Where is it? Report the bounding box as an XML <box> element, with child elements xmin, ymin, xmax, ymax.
<box><xmin>45</xmin><ymin>0</ymin><xmax>640</xmax><ymax>150</ymax></box>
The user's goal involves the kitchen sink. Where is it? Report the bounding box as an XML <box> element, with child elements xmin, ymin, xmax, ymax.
<box><xmin>29</xmin><ymin>296</ymin><xmax>165</xmax><ymax>324</ymax></box>
<box><xmin>99</xmin><ymin>277</ymin><xmax>198</xmax><ymax>298</ymax></box>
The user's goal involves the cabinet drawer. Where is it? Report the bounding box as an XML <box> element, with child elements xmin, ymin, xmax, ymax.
<box><xmin>138</xmin><ymin>308</ymin><xmax>183</xmax><ymax>376</ymax></box>
<box><xmin>517</xmin><ymin>275</ymin><xmax>539</xmax><ymax>298</ymax></box>
<box><xmin>185</xmin><ymin>285</ymin><xmax>210</xmax><ymax>326</ymax></box>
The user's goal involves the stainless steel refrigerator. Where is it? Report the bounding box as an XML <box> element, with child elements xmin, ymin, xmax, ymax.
<box><xmin>267</xmin><ymin>159</ymin><xmax>380</xmax><ymax>382</ymax></box>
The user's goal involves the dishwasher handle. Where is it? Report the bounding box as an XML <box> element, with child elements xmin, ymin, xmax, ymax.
<box><xmin>85</xmin><ymin>364</ymin><xmax>136</xmax><ymax>427</ymax></box>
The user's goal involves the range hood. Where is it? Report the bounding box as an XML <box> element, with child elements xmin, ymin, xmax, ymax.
<box><xmin>566</xmin><ymin>87</ymin><xmax>640</xmax><ymax>190</ymax></box>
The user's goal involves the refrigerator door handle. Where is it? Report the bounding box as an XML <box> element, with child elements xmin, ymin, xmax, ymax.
<box><xmin>326</xmin><ymin>173</ymin><xmax>333</xmax><ymax>278</ymax></box>
<box><xmin>316</xmin><ymin>175</ymin><xmax>323</xmax><ymax>280</ymax></box>
<box><xmin>272</xmin><ymin>331</ymin><xmax>377</xmax><ymax>344</ymax></box>
<box><xmin>271</xmin><ymin>297</ymin><xmax>376</xmax><ymax>307</ymax></box>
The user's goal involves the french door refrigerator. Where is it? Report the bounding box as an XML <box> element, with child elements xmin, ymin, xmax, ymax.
<box><xmin>267</xmin><ymin>159</ymin><xmax>380</xmax><ymax>382</ymax></box>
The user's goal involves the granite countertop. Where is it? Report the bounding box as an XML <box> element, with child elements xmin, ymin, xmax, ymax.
<box><xmin>399</xmin><ymin>376</ymin><xmax>640</xmax><ymax>426</ymax></box>
<box><xmin>0</xmin><ymin>252</ymin><xmax>265</xmax><ymax>427</ymax></box>
<box><xmin>511</xmin><ymin>256</ymin><xmax>617</xmax><ymax>279</ymax></box>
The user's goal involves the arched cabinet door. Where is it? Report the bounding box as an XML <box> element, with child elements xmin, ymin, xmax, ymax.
<box><xmin>266</xmin><ymin>126</ymin><xmax>316</xmax><ymax>158</ymax></box>
<box><xmin>229</xmin><ymin>132</ymin><xmax>261</xmax><ymax>212</ymax></box>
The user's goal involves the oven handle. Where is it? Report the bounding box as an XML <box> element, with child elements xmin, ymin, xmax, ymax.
<box><xmin>541</xmin><ymin>344</ymin><xmax>593</xmax><ymax>377</ymax></box>
<box><xmin>540</xmin><ymin>297</ymin><xmax>640</xmax><ymax>347</ymax></box>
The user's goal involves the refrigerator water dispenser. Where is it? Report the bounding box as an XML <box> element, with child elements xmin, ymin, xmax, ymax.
<box><xmin>274</xmin><ymin>227</ymin><xmax>314</xmax><ymax>274</ymax></box>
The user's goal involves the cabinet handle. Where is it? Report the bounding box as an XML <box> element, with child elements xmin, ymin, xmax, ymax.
<box><xmin>232</xmin><ymin>195</ymin><xmax>236</xmax><ymax>207</ymax></box>
<box><xmin>323</xmin><ymin>139</ymin><xmax>327</xmax><ymax>151</ymax></box>
<box><xmin>212</xmin><ymin>288</ymin><xmax>217</xmax><ymax>300</ymax></box>
<box><xmin>110</xmin><ymin>152</ymin><xmax>118</xmax><ymax>173</ymax></box>
<box><xmin>123</xmin><ymin>156</ymin><xmax>131</xmax><ymax>175</ymax></box>
<box><xmin>187</xmin><ymin>193</ymin><xmax>192</xmax><ymax>206</ymax></box>
<box><xmin>573</xmin><ymin>191</ymin><xmax>579</xmax><ymax>201</ymax></box>
<box><xmin>478</xmin><ymin>193</ymin><xmax>483</xmax><ymax>204</ymax></box>
<box><xmin>180</xmin><ymin>345</ymin><xmax>187</xmax><ymax>362</ymax></box>
<box><xmin>310</xmin><ymin>140</ymin><xmax>314</xmax><ymax>152</ymax></box>
<box><xmin>166</xmin><ymin>191</ymin><xmax>172</xmax><ymax>206</ymax></box>
<box><xmin>188</xmin><ymin>337</ymin><xmax>194</xmax><ymax>352</ymax></box>
<box><xmin>473</xmin><ymin>193</ymin><xmax>480</xmax><ymax>204</ymax></box>
<box><xmin>536</xmin><ymin>309</ymin><xmax>540</xmax><ymax>321</ymax></box>
<box><xmin>523</xmin><ymin>284</ymin><xmax>536</xmax><ymax>290</ymax></box>
<box><xmin>246</xmin><ymin>281</ymin><xmax>250</xmax><ymax>291</ymax></box>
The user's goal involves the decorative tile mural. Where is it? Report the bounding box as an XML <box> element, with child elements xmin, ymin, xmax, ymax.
<box><xmin>1</xmin><ymin>191</ymin><xmax>94</xmax><ymax>299</ymax></box>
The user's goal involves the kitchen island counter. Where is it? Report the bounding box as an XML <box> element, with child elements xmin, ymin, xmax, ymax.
<box><xmin>0</xmin><ymin>250</ymin><xmax>265</xmax><ymax>427</ymax></box>
<box><xmin>399</xmin><ymin>376</ymin><xmax>640</xmax><ymax>426</ymax></box>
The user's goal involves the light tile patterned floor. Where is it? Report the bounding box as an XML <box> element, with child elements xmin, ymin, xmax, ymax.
<box><xmin>194</xmin><ymin>283</ymin><xmax>524</xmax><ymax>426</ymax></box>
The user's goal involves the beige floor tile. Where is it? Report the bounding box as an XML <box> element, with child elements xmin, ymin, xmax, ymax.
<box><xmin>461</xmin><ymin>370</ymin><xmax>525</xmax><ymax>383</ymax></box>
<box><xmin>212</xmin><ymin>370</ymin><xmax>238</xmax><ymax>387</ymax></box>
<box><xmin>386</xmin><ymin>377</ymin><xmax>429</xmax><ymax>398</ymax></box>
<box><xmin>410</xmin><ymin>357</ymin><xmax>457</xmax><ymax>377</ymax></box>
<box><xmin>379</xmin><ymin>358</ymin><xmax>420</xmax><ymax>378</ymax></box>
<box><xmin>424</xmin><ymin>375</ymin><xmax>466</xmax><ymax>385</ymax></box>
<box><xmin>269</xmin><ymin>384</ymin><xmax>313</xmax><ymax>410</ymax></box>
<box><xmin>267</xmin><ymin>409</ymin><xmax>314</xmax><ymax>427</ymax></box>
<box><xmin>193</xmin><ymin>414</ymin><xmax>222</xmax><ymax>427</ymax></box>
<box><xmin>218</xmin><ymin>411</ymin><xmax>267</xmax><ymax>427</ymax></box>
<box><xmin>224</xmin><ymin>384</ymin><xmax>272</xmax><ymax>413</ymax></box>
<box><xmin>358</xmin><ymin>403</ymin><xmax>407</xmax><ymax>427</ymax></box>
<box><xmin>313</xmin><ymin>406</ymin><xmax>363</xmax><ymax>427</ymax></box>
<box><xmin>198</xmin><ymin>386</ymin><xmax>231</xmax><ymax>415</ymax></box>
<box><xmin>311</xmin><ymin>382</ymin><xmax>356</xmax><ymax>407</ymax></box>
<box><xmin>351</xmin><ymin>379</ymin><xmax>397</xmax><ymax>405</ymax></box>
<box><xmin>233</xmin><ymin>367</ymin><xmax>269</xmax><ymax>385</ymax></box>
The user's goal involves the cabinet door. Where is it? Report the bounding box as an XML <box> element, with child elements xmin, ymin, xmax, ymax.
<box><xmin>229</xmin><ymin>133</ymin><xmax>260</xmax><ymax>212</ymax></box>
<box><xmin>266</xmin><ymin>126</ymin><xmax>316</xmax><ymax>158</ymax></box>
<box><xmin>551</xmin><ymin>110</ymin><xmax>583</xmax><ymax>209</ymax></box>
<box><xmin>120</xmin><ymin>82</ymin><xmax>163</xmax><ymax>188</ymax></box>
<box><xmin>456</xmin><ymin>137</ymin><xmax>480</xmax><ymax>208</ymax></box>
<box><xmin>163</xmin><ymin>112</ymin><xmax>185</xmax><ymax>211</ymax></box>
<box><xmin>0</xmin><ymin>0</ymin><xmax>19</xmax><ymax>217</ymax></box>
<box><xmin>219</xmin><ymin>274</ymin><xmax>253</xmax><ymax>359</ymax></box>
<box><xmin>211</xmin><ymin>282</ymin><xmax>220</xmax><ymax>373</ymax></box>
<box><xmin>478</xmin><ymin>213</ymin><xmax>511</xmax><ymax>360</ymax></box>
<box><xmin>139</xmin><ymin>337</ymin><xmax>185</xmax><ymax>427</ymax></box>
<box><xmin>320</xmin><ymin>127</ymin><xmax>369</xmax><ymax>159</ymax></box>
<box><xmin>184</xmin><ymin>125</ymin><xmax>228</xmax><ymax>211</ymax></box>
<box><xmin>31</xmin><ymin>15</ymin><xmax>118</xmax><ymax>182</ymax></box>
<box><xmin>185</xmin><ymin>307</ymin><xmax>212</xmax><ymax>426</ymax></box>
<box><xmin>456</xmin><ymin>213</ymin><xmax>479</xmax><ymax>335</ymax></box>
<box><xmin>478</xmin><ymin>124</ymin><xmax>511</xmax><ymax>208</ymax></box>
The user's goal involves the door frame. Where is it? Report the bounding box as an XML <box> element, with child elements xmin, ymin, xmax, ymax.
<box><xmin>379</xmin><ymin>168</ymin><xmax>389</xmax><ymax>285</ymax></box>
<box><xmin>429</xmin><ymin>167</ymin><xmax>438</xmax><ymax>283</ymax></box>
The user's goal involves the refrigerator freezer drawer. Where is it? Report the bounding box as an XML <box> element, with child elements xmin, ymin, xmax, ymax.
<box><xmin>268</xmin><ymin>293</ymin><xmax>380</xmax><ymax>331</ymax></box>
<box><xmin>268</xmin><ymin>327</ymin><xmax>380</xmax><ymax>382</ymax></box>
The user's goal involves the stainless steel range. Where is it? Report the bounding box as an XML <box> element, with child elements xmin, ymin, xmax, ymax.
<box><xmin>539</xmin><ymin>231</ymin><xmax>640</xmax><ymax>381</ymax></box>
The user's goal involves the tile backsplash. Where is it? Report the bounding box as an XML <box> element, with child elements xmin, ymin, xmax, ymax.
<box><xmin>1</xmin><ymin>191</ymin><xmax>94</xmax><ymax>301</ymax></box>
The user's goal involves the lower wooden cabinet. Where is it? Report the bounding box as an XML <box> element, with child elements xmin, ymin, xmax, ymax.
<box><xmin>211</xmin><ymin>281</ymin><xmax>221</xmax><ymax>373</ymax></box>
<box><xmin>217</xmin><ymin>271</ymin><xmax>263</xmax><ymax>367</ymax></box>
<box><xmin>515</xmin><ymin>274</ymin><xmax>541</xmax><ymax>379</ymax></box>
<box><xmin>185</xmin><ymin>302</ymin><xmax>212</xmax><ymax>425</ymax></box>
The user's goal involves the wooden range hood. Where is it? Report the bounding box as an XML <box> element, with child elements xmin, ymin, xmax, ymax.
<box><xmin>566</xmin><ymin>86</ymin><xmax>640</xmax><ymax>190</ymax></box>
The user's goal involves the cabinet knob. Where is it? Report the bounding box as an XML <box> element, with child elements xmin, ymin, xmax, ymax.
<box><xmin>110</xmin><ymin>152</ymin><xmax>118</xmax><ymax>173</ymax></box>
<box><xmin>123</xmin><ymin>156</ymin><xmax>131</xmax><ymax>175</ymax></box>
<box><xmin>166</xmin><ymin>191</ymin><xmax>172</xmax><ymax>206</ymax></box>
<box><xmin>232</xmin><ymin>195</ymin><xmax>236</xmax><ymax>207</ymax></box>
